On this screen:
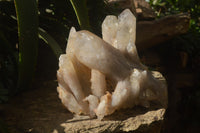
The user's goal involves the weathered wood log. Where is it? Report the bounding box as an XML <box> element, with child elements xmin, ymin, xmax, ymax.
<box><xmin>136</xmin><ymin>13</ymin><xmax>190</xmax><ymax>50</ymax></box>
<box><xmin>107</xmin><ymin>0</ymin><xmax>156</xmax><ymax>20</ymax></box>
<box><xmin>107</xmin><ymin>0</ymin><xmax>136</xmax><ymax>15</ymax></box>
<box><xmin>133</xmin><ymin>0</ymin><xmax>156</xmax><ymax>20</ymax></box>
<box><xmin>107</xmin><ymin>0</ymin><xmax>190</xmax><ymax>51</ymax></box>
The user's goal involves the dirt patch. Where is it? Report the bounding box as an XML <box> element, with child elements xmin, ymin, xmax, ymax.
<box><xmin>0</xmin><ymin>81</ymin><xmax>73</xmax><ymax>133</ymax></box>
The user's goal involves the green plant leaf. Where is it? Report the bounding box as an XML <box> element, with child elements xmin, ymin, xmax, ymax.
<box><xmin>14</xmin><ymin>0</ymin><xmax>38</xmax><ymax>90</ymax></box>
<box><xmin>69</xmin><ymin>0</ymin><xmax>91</xmax><ymax>30</ymax></box>
<box><xmin>38</xmin><ymin>28</ymin><xmax>63</xmax><ymax>59</ymax></box>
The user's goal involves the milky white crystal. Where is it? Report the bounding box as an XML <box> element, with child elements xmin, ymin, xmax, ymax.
<box><xmin>57</xmin><ymin>9</ymin><xmax>168</xmax><ymax>119</ymax></box>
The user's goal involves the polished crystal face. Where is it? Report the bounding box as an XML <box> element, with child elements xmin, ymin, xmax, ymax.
<box><xmin>57</xmin><ymin>9</ymin><xmax>168</xmax><ymax>120</ymax></box>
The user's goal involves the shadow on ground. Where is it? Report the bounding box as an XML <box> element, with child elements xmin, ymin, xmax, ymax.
<box><xmin>0</xmin><ymin>81</ymin><xmax>73</xmax><ymax>133</ymax></box>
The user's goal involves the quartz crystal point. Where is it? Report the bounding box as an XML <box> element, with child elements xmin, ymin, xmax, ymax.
<box><xmin>57</xmin><ymin>9</ymin><xmax>168</xmax><ymax>120</ymax></box>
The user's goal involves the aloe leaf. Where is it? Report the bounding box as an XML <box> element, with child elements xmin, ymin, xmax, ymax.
<box><xmin>38</xmin><ymin>28</ymin><xmax>63</xmax><ymax>59</ymax></box>
<box><xmin>69</xmin><ymin>0</ymin><xmax>91</xmax><ymax>30</ymax></box>
<box><xmin>14</xmin><ymin>0</ymin><xmax>38</xmax><ymax>89</ymax></box>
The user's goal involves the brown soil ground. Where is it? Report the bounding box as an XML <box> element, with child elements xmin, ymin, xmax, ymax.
<box><xmin>0</xmin><ymin>81</ymin><xmax>73</xmax><ymax>133</ymax></box>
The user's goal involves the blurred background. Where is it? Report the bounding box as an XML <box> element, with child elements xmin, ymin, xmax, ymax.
<box><xmin>0</xmin><ymin>0</ymin><xmax>200</xmax><ymax>133</ymax></box>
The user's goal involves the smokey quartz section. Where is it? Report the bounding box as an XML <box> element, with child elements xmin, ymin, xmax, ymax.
<box><xmin>57</xmin><ymin>9</ymin><xmax>168</xmax><ymax>120</ymax></box>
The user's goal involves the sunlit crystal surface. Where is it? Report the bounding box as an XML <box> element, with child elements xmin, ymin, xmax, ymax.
<box><xmin>57</xmin><ymin>9</ymin><xmax>168</xmax><ymax>119</ymax></box>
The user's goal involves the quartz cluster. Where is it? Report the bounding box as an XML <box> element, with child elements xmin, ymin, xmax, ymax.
<box><xmin>57</xmin><ymin>9</ymin><xmax>168</xmax><ymax>120</ymax></box>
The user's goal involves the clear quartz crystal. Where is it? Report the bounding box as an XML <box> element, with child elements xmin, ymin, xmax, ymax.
<box><xmin>57</xmin><ymin>9</ymin><xmax>168</xmax><ymax>119</ymax></box>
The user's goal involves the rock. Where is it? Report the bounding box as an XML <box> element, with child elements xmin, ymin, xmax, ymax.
<box><xmin>136</xmin><ymin>13</ymin><xmax>190</xmax><ymax>50</ymax></box>
<box><xmin>57</xmin><ymin>9</ymin><xmax>168</xmax><ymax>120</ymax></box>
<box><xmin>61</xmin><ymin>108</ymin><xmax>166</xmax><ymax>133</ymax></box>
<box><xmin>107</xmin><ymin>0</ymin><xmax>136</xmax><ymax>15</ymax></box>
<box><xmin>107</xmin><ymin>0</ymin><xmax>156</xmax><ymax>20</ymax></box>
<box><xmin>0</xmin><ymin>80</ymin><xmax>166</xmax><ymax>133</ymax></box>
<box><xmin>106</xmin><ymin>1</ymin><xmax>190</xmax><ymax>50</ymax></box>
<box><xmin>133</xmin><ymin>0</ymin><xmax>156</xmax><ymax>20</ymax></box>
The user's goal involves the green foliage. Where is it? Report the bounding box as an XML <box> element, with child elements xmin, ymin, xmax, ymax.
<box><xmin>69</xmin><ymin>0</ymin><xmax>91</xmax><ymax>30</ymax></box>
<box><xmin>0</xmin><ymin>0</ymin><xmax>108</xmax><ymax>102</ymax></box>
<box><xmin>0</xmin><ymin>0</ymin><xmax>66</xmax><ymax>102</ymax></box>
<box><xmin>149</xmin><ymin>0</ymin><xmax>200</xmax><ymax>64</ymax></box>
<box><xmin>149</xmin><ymin>0</ymin><xmax>200</xmax><ymax>31</ymax></box>
<box><xmin>38</xmin><ymin>28</ymin><xmax>63</xmax><ymax>59</ymax></box>
<box><xmin>14</xmin><ymin>0</ymin><xmax>39</xmax><ymax>90</ymax></box>
<box><xmin>0</xmin><ymin>0</ymin><xmax>18</xmax><ymax>102</ymax></box>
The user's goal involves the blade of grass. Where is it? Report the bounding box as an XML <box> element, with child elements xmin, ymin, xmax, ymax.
<box><xmin>38</xmin><ymin>28</ymin><xmax>63</xmax><ymax>59</ymax></box>
<box><xmin>69</xmin><ymin>0</ymin><xmax>91</xmax><ymax>30</ymax></box>
<box><xmin>14</xmin><ymin>0</ymin><xmax>38</xmax><ymax>89</ymax></box>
